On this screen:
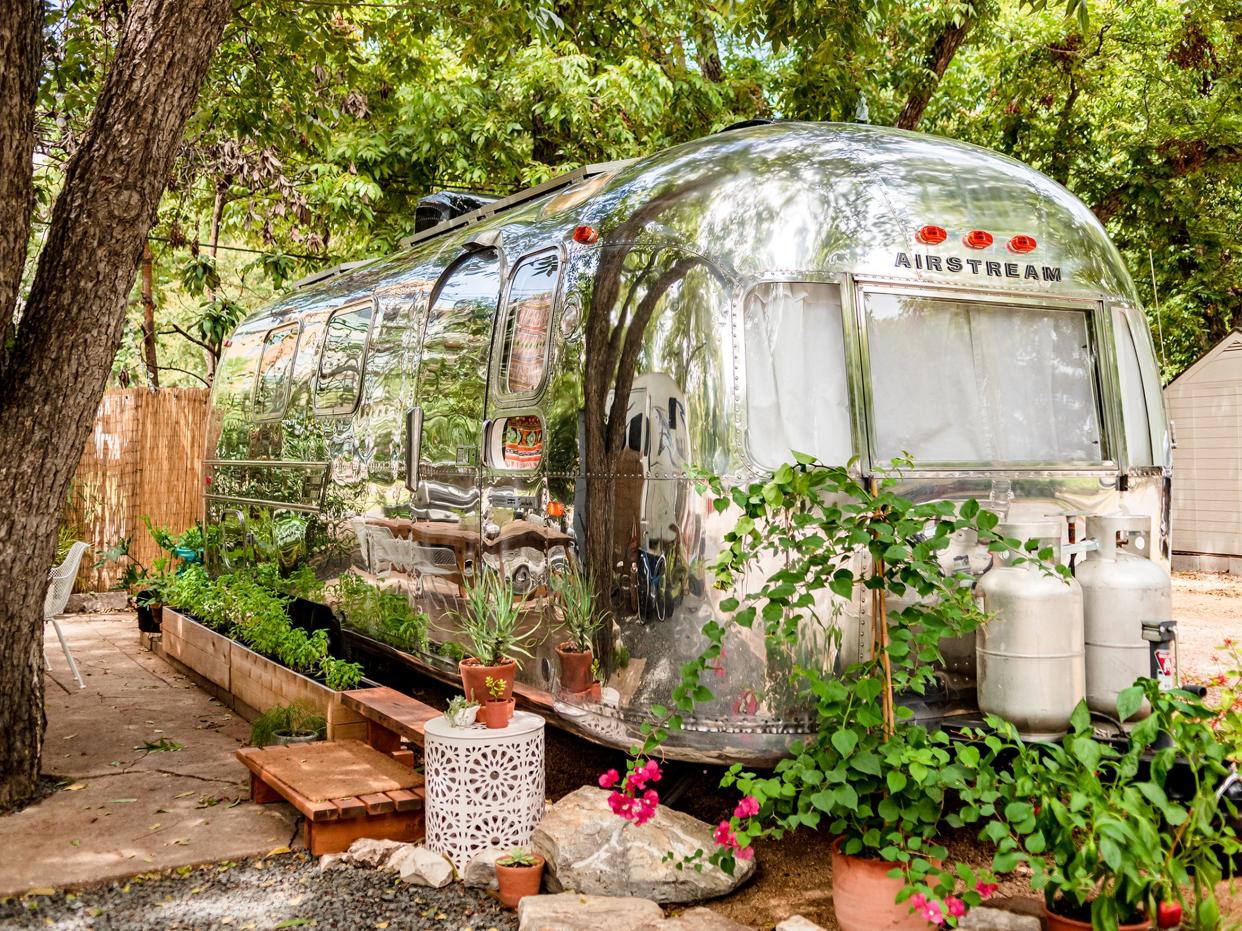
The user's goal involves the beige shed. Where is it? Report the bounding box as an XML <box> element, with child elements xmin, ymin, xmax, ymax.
<box><xmin>1165</xmin><ymin>328</ymin><xmax>1242</xmax><ymax>571</ymax></box>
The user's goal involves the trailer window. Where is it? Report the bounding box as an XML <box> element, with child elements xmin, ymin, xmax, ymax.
<box><xmin>498</xmin><ymin>251</ymin><xmax>558</xmax><ymax>397</ymax></box>
<box><xmin>1113</xmin><ymin>308</ymin><xmax>1153</xmax><ymax>466</ymax></box>
<box><xmin>863</xmin><ymin>292</ymin><xmax>1102</xmax><ymax>466</ymax></box>
<box><xmin>253</xmin><ymin>323</ymin><xmax>300</xmax><ymax>419</ymax></box>
<box><xmin>743</xmin><ymin>281</ymin><xmax>853</xmax><ymax>469</ymax></box>
<box><xmin>315</xmin><ymin>301</ymin><xmax>373</xmax><ymax>415</ymax></box>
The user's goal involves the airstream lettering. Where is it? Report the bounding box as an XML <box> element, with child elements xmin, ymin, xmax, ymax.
<box><xmin>205</xmin><ymin>123</ymin><xmax>1171</xmax><ymax>763</ymax></box>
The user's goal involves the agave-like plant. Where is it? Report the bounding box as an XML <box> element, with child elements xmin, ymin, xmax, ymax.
<box><xmin>456</xmin><ymin>570</ymin><xmax>538</xmax><ymax>667</ymax></box>
<box><xmin>547</xmin><ymin>564</ymin><xmax>605</xmax><ymax>653</ymax></box>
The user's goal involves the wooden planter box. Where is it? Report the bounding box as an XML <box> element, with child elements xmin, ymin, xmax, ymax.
<box><xmin>159</xmin><ymin>607</ymin><xmax>367</xmax><ymax>741</ymax></box>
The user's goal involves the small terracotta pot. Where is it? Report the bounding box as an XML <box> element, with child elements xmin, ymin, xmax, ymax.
<box><xmin>830</xmin><ymin>837</ymin><xmax>927</xmax><ymax>931</ymax></box>
<box><xmin>460</xmin><ymin>658</ymin><xmax>516</xmax><ymax>703</ymax></box>
<box><xmin>482</xmin><ymin>698</ymin><xmax>515</xmax><ymax>729</ymax></box>
<box><xmin>1044</xmin><ymin>902</ymin><xmax>1150</xmax><ymax>931</ymax></box>
<box><xmin>556</xmin><ymin>642</ymin><xmax>594</xmax><ymax>693</ymax></box>
<box><xmin>495</xmin><ymin>853</ymin><xmax>544</xmax><ymax>908</ymax></box>
<box><xmin>588</xmin><ymin>681</ymin><xmax>602</xmax><ymax>701</ymax></box>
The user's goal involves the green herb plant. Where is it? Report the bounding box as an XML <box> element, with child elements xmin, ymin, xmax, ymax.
<box><xmin>619</xmin><ymin>457</ymin><xmax>1060</xmax><ymax>921</ymax></box>
<box><xmin>548</xmin><ymin>564</ymin><xmax>606</xmax><ymax>653</ymax></box>
<box><xmin>455</xmin><ymin>570</ymin><xmax>538</xmax><ymax>667</ymax></box>
<box><xmin>497</xmin><ymin>847</ymin><xmax>539</xmax><ymax>868</ymax></box>
<box><xmin>249</xmin><ymin>701</ymin><xmax>326</xmax><ymax>747</ymax></box>
<box><xmin>485</xmin><ymin>675</ymin><xmax>508</xmax><ymax>700</ymax></box>
<box><xmin>988</xmin><ymin>680</ymin><xmax>1240</xmax><ymax>930</ymax></box>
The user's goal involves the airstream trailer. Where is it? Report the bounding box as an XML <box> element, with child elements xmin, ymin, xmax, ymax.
<box><xmin>205</xmin><ymin>122</ymin><xmax>1171</xmax><ymax>764</ymax></box>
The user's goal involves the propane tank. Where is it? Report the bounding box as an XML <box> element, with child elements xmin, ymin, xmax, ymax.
<box><xmin>1075</xmin><ymin>514</ymin><xmax>1171</xmax><ymax>721</ymax></box>
<box><xmin>977</xmin><ymin>520</ymin><xmax>1085</xmax><ymax>740</ymax></box>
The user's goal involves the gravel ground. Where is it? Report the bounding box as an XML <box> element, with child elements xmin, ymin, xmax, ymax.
<box><xmin>0</xmin><ymin>852</ymin><xmax>516</xmax><ymax>931</ymax></box>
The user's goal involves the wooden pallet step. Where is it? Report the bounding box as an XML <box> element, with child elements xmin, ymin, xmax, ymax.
<box><xmin>385</xmin><ymin>789</ymin><xmax>421</xmax><ymax>812</ymax></box>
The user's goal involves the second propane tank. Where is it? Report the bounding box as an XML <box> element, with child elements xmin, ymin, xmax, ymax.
<box><xmin>977</xmin><ymin>520</ymin><xmax>1085</xmax><ymax>740</ymax></box>
<box><xmin>1074</xmin><ymin>514</ymin><xmax>1171</xmax><ymax>721</ymax></box>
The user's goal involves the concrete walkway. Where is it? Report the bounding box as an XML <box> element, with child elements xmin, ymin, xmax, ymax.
<box><xmin>0</xmin><ymin>614</ymin><xmax>297</xmax><ymax>897</ymax></box>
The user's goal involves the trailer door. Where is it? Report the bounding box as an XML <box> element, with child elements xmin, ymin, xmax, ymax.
<box><xmin>410</xmin><ymin>248</ymin><xmax>503</xmax><ymax>588</ymax></box>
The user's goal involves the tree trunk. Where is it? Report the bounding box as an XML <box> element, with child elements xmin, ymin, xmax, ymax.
<box><xmin>0</xmin><ymin>1</ymin><xmax>41</xmax><ymax>364</ymax></box>
<box><xmin>895</xmin><ymin>14</ymin><xmax>976</xmax><ymax>131</ymax></box>
<box><xmin>141</xmin><ymin>241</ymin><xmax>160</xmax><ymax>388</ymax></box>
<box><xmin>0</xmin><ymin>0</ymin><xmax>232</xmax><ymax>807</ymax></box>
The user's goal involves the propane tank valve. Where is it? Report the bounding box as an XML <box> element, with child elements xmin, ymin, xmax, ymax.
<box><xmin>1141</xmin><ymin>620</ymin><xmax>1179</xmax><ymax>691</ymax></box>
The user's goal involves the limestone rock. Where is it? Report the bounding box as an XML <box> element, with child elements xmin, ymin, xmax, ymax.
<box><xmin>532</xmin><ymin>787</ymin><xmax>755</xmax><ymax>904</ymax></box>
<box><xmin>463</xmin><ymin>848</ymin><xmax>505</xmax><ymax>891</ymax></box>
<box><xmin>774</xmin><ymin>917</ymin><xmax>828</xmax><ymax>931</ymax></box>
<box><xmin>390</xmin><ymin>846</ymin><xmax>454</xmax><ymax>887</ymax></box>
<box><xmin>636</xmin><ymin>906</ymin><xmax>756</xmax><ymax>930</ymax></box>
<box><xmin>339</xmin><ymin>838</ymin><xmax>407</xmax><ymax>869</ymax></box>
<box><xmin>318</xmin><ymin>853</ymin><xmax>347</xmax><ymax>871</ymax></box>
<box><xmin>518</xmin><ymin>893</ymin><xmax>665</xmax><ymax>931</ymax></box>
<box><xmin>958</xmin><ymin>907</ymin><xmax>1041</xmax><ymax>931</ymax></box>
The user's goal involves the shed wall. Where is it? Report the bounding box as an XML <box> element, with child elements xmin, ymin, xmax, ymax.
<box><xmin>1166</xmin><ymin>334</ymin><xmax>1242</xmax><ymax>557</ymax></box>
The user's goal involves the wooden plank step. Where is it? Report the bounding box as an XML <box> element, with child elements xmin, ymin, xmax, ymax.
<box><xmin>341</xmin><ymin>687</ymin><xmax>440</xmax><ymax>746</ymax></box>
<box><xmin>237</xmin><ymin>749</ymin><xmax>339</xmax><ymax>822</ymax></box>
<box><xmin>334</xmin><ymin>797</ymin><xmax>367</xmax><ymax>819</ymax></box>
<box><xmin>359</xmin><ymin>793</ymin><xmax>395</xmax><ymax>815</ymax></box>
<box><xmin>384</xmin><ymin>789</ymin><xmax>421</xmax><ymax>812</ymax></box>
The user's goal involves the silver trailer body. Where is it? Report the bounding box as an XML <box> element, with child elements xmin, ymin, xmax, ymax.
<box><xmin>205</xmin><ymin>122</ymin><xmax>1170</xmax><ymax>764</ymax></box>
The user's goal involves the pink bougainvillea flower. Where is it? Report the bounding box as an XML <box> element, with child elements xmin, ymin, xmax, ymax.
<box><xmin>736</xmin><ymin>845</ymin><xmax>754</xmax><ymax>860</ymax></box>
<box><xmin>946</xmin><ymin>896</ymin><xmax>966</xmax><ymax>918</ymax></box>
<box><xmin>734</xmin><ymin>795</ymin><xmax>760</xmax><ymax>819</ymax></box>
<box><xmin>922</xmin><ymin>900</ymin><xmax>944</xmax><ymax>925</ymax></box>
<box><xmin>599</xmin><ymin>769</ymin><xmax>620</xmax><ymax>789</ymax></box>
<box><xmin>909</xmin><ymin>893</ymin><xmax>927</xmax><ymax>910</ymax></box>
<box><xmin>975</xmin><ymin>881</ymin><xmax>999</xmax><ymax>899</ymax></box>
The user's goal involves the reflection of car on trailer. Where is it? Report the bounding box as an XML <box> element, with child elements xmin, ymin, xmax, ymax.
<box><xmin>205</xmin><ymin>121</ymin><xmax>1177</xmax><ymax>765</ymax></box>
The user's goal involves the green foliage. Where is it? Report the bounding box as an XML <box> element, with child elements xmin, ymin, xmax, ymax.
<box><xmin>484</xmin><ymin>675</ymin><xmax>508</xmax><ymax>700</ymax></box>
<box><xmin>497</xmin><ymin>847</ymin><xmax>540</xmax><ymax>868</ymax></box>
<box><xmin>96</xmin><ymin>518</ymin><xmax>203</xmax><ymax>599</ymax></box>
<box><xmin>988</xmin><ymin>681</ymin><xmax>1240</xmax><ymax>929</ymax></box>
<box><xmin>626</xmin><ymin>458</ymin><xmax>1061</xmax><ymax>912</ymax></box>
<box><xmin>331</xmin><ymin>573</ymin><xmax>428</xmax><ymax>653</ymax></box>
<box><xmin>249</xmin><ymin>701</ymin><xmax>326</xmax><ymax>747</ymax></box>
<box><xmin>162</xmin><ymin>563</ymin><xmax>362</xmax><ymax>690</ymax></box>
<box><xmin>547</xmin><ymin>564</ymin><xmax>606</xmax><ymax>653</ymax></box>
<box><xmin>445</xmin><ymin>694</ymin><xmax>479</xmax><ymax>727</ymax></box>
<box><xmin>454</xmin><ymin>570</ymin><xmax>538</xmax><ymax>667</ymax></box>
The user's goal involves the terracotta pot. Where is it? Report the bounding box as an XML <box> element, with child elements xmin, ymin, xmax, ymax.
<box><xmin>588</xmin><ymin>681</ymin><xmax>602</xmax><ymax>701</ymax></box>
<box><xmin>1044</xmin><ymin>902</ymin><xmax>1150</xmax><ymax>931</ymax></box>
<box><xmin>482</xmin><ymin>698</ymin><xmax>515</xmax><ymax>729</ymax></box>
<box><xmin>460</xmin><ymin>658</ymin><xmax>516</xmax><ymax>703</ymax></box>
<box><xmin>496</xmin><ymin>853</ymin><xmax>544</xmax><ymax>908</ymax></box>
<box><xmin>556</xmin><ymin>642</ymin><xmax>594</xmax><ymax>693</ymax></box>
<box><xmin>830</xmin><ymin>837</ymin><xmax>927</xmax><ymax>931</ymax></box>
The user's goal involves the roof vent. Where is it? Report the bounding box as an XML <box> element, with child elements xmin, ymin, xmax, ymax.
<box><xmin>1223</xmin><ymin>338</ymin><xmax>1242</xmax><ymax>353</ymax></box>
<box><xmin>415</xmin><ymin>191</ymin><xmax>498</xmax><ymax>233</ymax></box>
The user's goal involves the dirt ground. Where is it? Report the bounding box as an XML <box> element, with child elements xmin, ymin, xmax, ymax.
<box><xmin>703</xmin><ymin>571</ymin><xmax>1242</xmax><ymax>930</ymax></box>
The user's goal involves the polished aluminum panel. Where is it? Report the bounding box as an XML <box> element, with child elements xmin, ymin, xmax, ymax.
<box><xmin>206</xmin><ymin>123</ymin><xmax>1171</xmax><ymax>763</ymax></box>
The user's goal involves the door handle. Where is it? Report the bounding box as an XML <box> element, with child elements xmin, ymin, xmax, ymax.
<box><xmin>405</xmin><ymin>406</ymin><xmax>423</xmax><ymax>493</ymax></box>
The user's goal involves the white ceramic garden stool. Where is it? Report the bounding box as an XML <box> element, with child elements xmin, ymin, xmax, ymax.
<box><xmin>423</xmin><ymin>710</ymin><xmax>546</xmax><ymax>872</ymax></box>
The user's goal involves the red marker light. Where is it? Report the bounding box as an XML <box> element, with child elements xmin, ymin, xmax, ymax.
<box><xmin>916</xmin><ymin>225</ymin><xmax>947</xmax><ymax>245</ymax></box>
<box><xmin>205</xmin><ymin>475</ymin><xmax>213</xmax><ymax>487</ymax></box>
<box><xmin>1008</xmin><ymin>234</ymin><xmax>1037</xmax><ymax>254</ymax></box>
<box><xmin>572</xmin><ymin>225</ymin><xmax>599</xmax><ymax>245</ymax></box>
<box><xmin>963</xmin><ymin>229</ymin><xmax>994</xmax><ymax>249</ymax></box>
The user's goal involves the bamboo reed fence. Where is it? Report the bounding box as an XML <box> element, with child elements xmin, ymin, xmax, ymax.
<box><xmin>65</xmin><ymin>388</ymin><xmax>209</xmax><ymax>591</ymax></box>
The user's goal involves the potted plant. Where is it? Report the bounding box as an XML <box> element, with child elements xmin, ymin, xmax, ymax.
<box><xmin>481</xmin><ymin>676</ymin><xmax>514</xmax><ymax>728</ymax></box>
<box><xmin>990</xmin><ymin>678</ymin><xmax>1241</xmax><ymax>931</ymax></box>
<box><xmin>604</xmin><ymin>460</ymin><xmax>1046</xmax><ymax>929</ymax></box>
<box><xmin>495</xmin><ymin>846</ymin><xmax>545</xmax><ymax>907</ymax></box>
<box><xmin>444</xmin><ymin>694</ymin><xmax>479</xmax><ymax>729</ymax></box>
<box><xmin>588</xmin><ymin>658</ymin><xmax>604</xmax><ymax>701</ymax></box>
<box><xmin>98</xmin><ymin>519</ymin><xmax>203</xmax><ymax>632</ymax></box>
<box><xmin>456</xmin><ymin>571</ymin><xmax>536</xmax><ymax>703</ymax></box>
<box><xmin>548</xmin><ymin>565</ymin><xmax>604</xmax><ymax>693</ymax></box>
<box><xmin>249</xmin><ymin>701</ymin><xmax>326</xmax><ymax>747</ymax></box>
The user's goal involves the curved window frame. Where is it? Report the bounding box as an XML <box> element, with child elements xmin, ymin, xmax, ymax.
<box><xmin>251</xmin><ymin>321</ymin><xmax>303</xmax><ymax>422</ymax></box>
<box><xmin>312</xmin><ymin>296</ymin><xmax>380</xmax><ymax>417</ymax></box>
<box><xmin>491</xmin><ymin>246</ymin><xmax>563</xmax><ymax>405</ymax></box>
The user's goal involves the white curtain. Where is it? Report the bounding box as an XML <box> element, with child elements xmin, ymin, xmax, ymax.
<box><xmin>744</xmin><ymin>282</ymin><xmax>853</xmax><ymax>468</ymax></box>
<box><xmin>865</xmin><ymin>293</ymin><xmax>1102</xmax><ymax>464</ymax></box>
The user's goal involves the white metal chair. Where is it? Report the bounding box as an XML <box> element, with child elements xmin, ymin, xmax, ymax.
<box><xmin>44</xmin><ymin>541</ymin><xmax>89</xmax><ymax>689</ymax></box>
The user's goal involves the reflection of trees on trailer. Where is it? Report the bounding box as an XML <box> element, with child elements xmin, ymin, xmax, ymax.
<box><xmin>204</xmin><ymin>122</ymin><xmax>1171</xmax><ymax>764</ymax></box>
